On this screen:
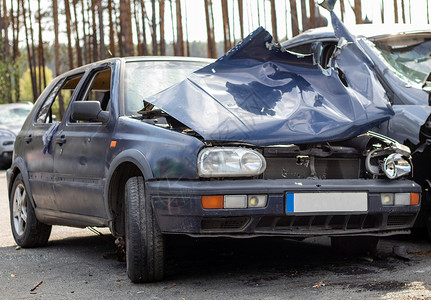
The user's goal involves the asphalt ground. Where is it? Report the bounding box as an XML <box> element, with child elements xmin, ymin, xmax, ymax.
<box><xmin>2</xmin><ymin>169</ymin><xmax>431</xmax><ymax>299</ymax></box>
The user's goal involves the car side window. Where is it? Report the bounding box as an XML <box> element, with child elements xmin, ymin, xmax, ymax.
<box><xmin>36</xmin><ymin>74</ymin><xmax>84</xmax><ymax>124</ymax></box>
<box><xmin>80</xmin><ymin>68</ymin><xmax>111</xmax><ymax>110</ymax></box>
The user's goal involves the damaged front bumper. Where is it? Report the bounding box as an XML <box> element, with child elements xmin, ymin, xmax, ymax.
<box><xmin>147</xmin><ymin>178</ymin><xmax>421</xmax><ymax>238</ymax></box>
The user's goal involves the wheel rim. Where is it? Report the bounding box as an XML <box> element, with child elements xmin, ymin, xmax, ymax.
<box><xmin>12</xmin><ymin>183</ymin><xmax>27</xmax><ymax>236</ymax></box>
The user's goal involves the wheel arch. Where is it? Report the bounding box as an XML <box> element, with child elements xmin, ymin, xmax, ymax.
<box><xmin>105</xmin><ymin>149</ymin><xmax>154</xmax><ymax>237</ymax></box>
<box><xmin>7</xmin><ymin>157</ymin><xmax>35</xmax><ymax>208</ymax></box>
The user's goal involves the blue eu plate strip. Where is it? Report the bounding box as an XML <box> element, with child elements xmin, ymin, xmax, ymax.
<box><xmin>286</xmin><ymin>193</ymin><xmax>294</xmax><ymax>213</ymax></box>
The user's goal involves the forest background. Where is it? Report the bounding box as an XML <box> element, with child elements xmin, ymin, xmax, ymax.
<box><xmin>0</xmin><ymin>0</ymin><xmax>430</xmax><ymax>104</ymax></box>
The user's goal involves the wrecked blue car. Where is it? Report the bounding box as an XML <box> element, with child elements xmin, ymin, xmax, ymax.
<box><xmin>7</xmin><ymin>14</ymin><xmax>421</xmax><ymax>282</ymax></box>
<box><xmin>282</xmin><ymin>9</ymin><xmax>431</xmax><ymax>236</ymax></box>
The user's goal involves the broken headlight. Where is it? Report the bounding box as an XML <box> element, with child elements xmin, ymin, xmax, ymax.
<box><xmin>365</xmin><ymin>132</ymin><xmax>412</xmax><ymax>179</ymax></box>
<box><xmin>197</xmin><ymin>147</ymin><xmax>266</xmax><ymax>177</ymax></box>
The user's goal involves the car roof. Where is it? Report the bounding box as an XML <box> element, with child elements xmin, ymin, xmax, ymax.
<box><xmin>281</xmin><ymin>24</ymin><xmax>431</xmax><ymax>48</ymax></box>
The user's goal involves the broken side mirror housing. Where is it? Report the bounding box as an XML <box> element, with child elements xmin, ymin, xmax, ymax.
<box><xmin>71</xmin><ymin>101</ymin><xmax>109</xmax><ymax>123</ymax></box>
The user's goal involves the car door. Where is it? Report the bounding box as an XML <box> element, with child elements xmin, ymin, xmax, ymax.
<box><xmin>51</xmin><ymin>64</ymin><xmax>115</xmax><ymax>218</ymax></box>
<box><xmin>24</xmin><ymin>73</ymin><xmax>85</xmax><ymax>211</ymax></box>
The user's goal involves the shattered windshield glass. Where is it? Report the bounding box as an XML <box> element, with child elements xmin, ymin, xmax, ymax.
<box><xmin>124</xmin><ymin>61</ymin><xmax>209</xmax><ymax>116</ymax></box>
<box><xmin>370</xmin><ymin>33</ymin><xmax>431</xmax><ymax>85</ymax></box>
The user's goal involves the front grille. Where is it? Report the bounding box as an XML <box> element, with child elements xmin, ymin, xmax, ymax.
<box><xmin>256</xmin><ymin>214</ymin><xmax>379</xmax><ymax>232</ymax></box>
<box><xmin>263</xmin><ymin>157</ymin><xmax>361</xmax><ymax>179</ymax></box>
<box><xmin>201</xmin><ymin>217</ymin><xmax>251</xmax><ymax>231</ymax></box>
<box><xmin>387</xmin><ymin>213</ymin><xmax>416</xmax><ymax>227</ymax></box>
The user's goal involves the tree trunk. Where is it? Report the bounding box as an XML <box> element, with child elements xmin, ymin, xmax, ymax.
<box><xmin>133</xmin><ymin>0</ymin><xmax>142</xmax><ymax>55</ymax></box>
<box><xmin>270</xmin><ymin>0</ymin><xmax>278</xmax><ymax>42</ymax></box>
<box><xmin>108</xmin><ymin>0</ymin><xmax>116</xmax><ymax>57</ymax></box>
<box><xmin>72</xmin><ymin>0</ymin><xmax>83</xmax><ymax>66</ymax></box>
<box><xmin>53</xmin><ymin>0</ymin><xmax>64</xmax><ymax>117</ymax></box>
<box><xmin>394</xmin><ymin>0</ymin><xmax>398</xmax><ymax>23</ymax></box>
<box><xmin>309</xmin><ymin>0</ymin><xmax>316</xmax><ymax>28</ymax></box>
<box><xmin>140</xmin><ymin>0</ymin><xmax>148</xmax><ymax>55</ymax></box>
<box><xmin>300</xmin><ymin>0</ymin><xmax>308</xmax><ymax>31</ymax></box>
<box><xmin>238</xmin><ymin>0</ymin><xmax>244</xmax><ymax>39</ymax></box>
<box><xmin>97</xmin><ymin>0</ymin><xmax>106</xmax><ymax>59</ymax></box>
<box><xmin>22</xmin><ymin>0</ymin><xmax>37</xmax><ymax>102</ymax></box>
<box><xmin>169</xmin><ymin>0</ymin><xmax>176</xmax><ymax>55</ymax></box>
<box><xmin>176</xmin><ymin>0</ymin><xmax>185</xmax><ymax>56</ymax></box>
<box><xmin>114</xmin><ymin>4</ymin><xmax>124</xmax><ymax>56</ymax></box>
<box><xmin>1</xmin><ymin>0</ymin><xmax>11</xmax><ymax>103</ymax></box>
<box><xmin>159</xmin><ymin>0</ymin><xmax>166</xmax><ymax>55</ymax></box>
<box><xmin>204</xmin><ymin>0</ymin><xmax>216</xmax><ymax>58</ymax></box>
<box><xmin>184</xmin><ymin>0</ymin><xmax>190</xmax><ymax>56</ymax></box>
<box><xmin>401</xmin><ymin>0</ymin><xmax>406</xmax><ymax>23</ymax></box>
<box><xmin>151</xmin><ymin>0</ymin><xmax>157</xmax><ymax>55</ymax></box>
<box><xmin>11</xmin><ymin>0</ymin><xmax>20</xmax><ymax>102</ymax></box>
<box><xmin>289</xmin><ymin>0</ymin><xmax>299</xmax><ymax>36</ymax></box>
<box><xmin>81</xmin><ymin>0</ymin><xmax>88</xmax><ymax>64</ymax></box>
<box><xmin>340</xmin><ymin>0</ymin><xmax>345</xmax><ymax>22</ymax></box>
<box><xmin>221</xmin><ymin>0</ymin><xmax>231</xmax><ymax>52</ymax></box>
<box><xmin>91</xmin><ymin>0</ymin><xmax>98</xmax><ymax>61</ymax></box>
<box><xmin>65</xmin><ymin>0</ymin><xmax>74</xmax><ymax>69</ymax></box>
<box><xmin>354</xmin><ymin>0</ymin><xmax>362</xmax><ymax>24</ymax></box>
<box><xmin>381</xmin><ymin>0</ymin><xmax>384</xmax><ymax>23</ymax></box>
<box><xmin>119</xmin><ymin>0</ymin><xmax>134</xmax><ymax>56</ymax></box>
<box><xmin>27</xmin><ymin>0</ymin><xmax>38</xmax><ymax>95</ymax></box>
<box><xmin>37</xmin><ymin>0</ymin><xmax>43</xmax><ymax>92</ymax></box>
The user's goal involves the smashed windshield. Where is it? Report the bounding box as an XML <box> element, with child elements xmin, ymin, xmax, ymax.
<box><xmin>370</xmin><ymin>33</ymin><xmax>431</xmax><ymax>85</ymax></box>
<box><xmin>0</xmin><ymin>107</ymin><xmax>32</xmax><ymax>125</ymax></box>
<box><xmin>124</xmin><ymin>61</ymin><xmax>209</xmax><ymax>116</ymax></box>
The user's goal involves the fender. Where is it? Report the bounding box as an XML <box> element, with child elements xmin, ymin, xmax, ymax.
<box><xmin>387</xmin><ymin>105</ymin><xmax>431</xmax><ymax>146</ymax></box>
<box><xmin>7</xmin><ymin>157</ymin><xmax>36</xmax><ymax>208</ymax></box>
<box><xmin>104</xmin><ymin>149</ymin><xmax>154</xmax><ymax>220</ymax></box>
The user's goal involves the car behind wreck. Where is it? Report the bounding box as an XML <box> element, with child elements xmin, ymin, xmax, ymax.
<box><xmin>7</xmin><ymin>20</ymin><xmax>422</xmax><ymax>283</ymax></box>
<box><xmin>282</xmin><ymin>13</ymin><xmax>431</xmax><ymax>236</ymax></box>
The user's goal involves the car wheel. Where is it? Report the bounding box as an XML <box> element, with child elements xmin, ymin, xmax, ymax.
<box><xmin>331</xmin><ymin>236</ymin><xmax>379</xmax><ymax>256</ymax></box>
<box><xmin>125</xmin><ymin>176</ymin><xmax>165</xmax><ymax>283</ymax></box>
<box><xmin>10</xmin><ymin>173</ymin><xmax>52</xmax><ymax>247</ymax></box>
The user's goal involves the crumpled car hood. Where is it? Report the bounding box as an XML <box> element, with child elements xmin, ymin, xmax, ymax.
<box><xmin>146</xmin><ymin>14</ymin><xmax>393</xmax><ymax>146</ymax></box>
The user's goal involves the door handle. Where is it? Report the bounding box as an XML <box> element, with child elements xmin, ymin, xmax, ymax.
<box><xmin>24</xmin><ymin>135</ymin><xmax>32</xmax><ymax>143</ymax></box>
<box><xmin>56</xmin><ymin>135</ymin><xmax>66</xmax><ymax>145</ymax></box>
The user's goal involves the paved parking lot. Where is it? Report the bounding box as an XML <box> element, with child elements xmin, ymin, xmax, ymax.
<box><xmin>2</xmin><ymin>169</ymin><xmax>431</xmax><ymax>299</ymax></box>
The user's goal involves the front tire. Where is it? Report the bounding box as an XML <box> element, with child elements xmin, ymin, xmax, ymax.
<box><xmin>10</xmin><ymin>173</ymin><xmax>52</xmax><ymax>247</ymax></box>
<box><xmin>125</xmin><ymin>176</ymin><xmax>165</xmax><ymax>283</ymax></box>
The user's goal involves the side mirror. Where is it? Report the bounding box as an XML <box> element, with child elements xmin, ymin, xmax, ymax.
<box><xmin>71</xmin><ymin>101</ymin><xmax>109</xmax><ymax>123</ymax></box>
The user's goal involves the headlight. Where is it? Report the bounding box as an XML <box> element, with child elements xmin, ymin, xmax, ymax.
<box><xmin>382</xmin><ymin>153</ymin><xmax>411</xmax><ymax>179</ymax></box>
<box><xmin>197</xmin><ymin>147</ymin><xmax>266</xmax><ymax>177</ymax></box>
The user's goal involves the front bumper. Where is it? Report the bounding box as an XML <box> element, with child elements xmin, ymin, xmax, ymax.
<box><xmin>147</xmin><ymin>179</ymin><xmax>421</xmax><ymax>238</ymax></box>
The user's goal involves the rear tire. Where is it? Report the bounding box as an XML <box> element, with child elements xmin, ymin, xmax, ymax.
<box><xmin>125</xmin><ymin>176</ymin><xmax>165</xmax><ymax>283</ymax></box>
<box><xmin>10</xmin><ymin>173</ymin><xmax>52</xmax><ymax>247</ymax></box>
<box><xmin>331</xmin><ymin>236</ymin><xmax>379</xmax><ymax>256</ymax></box>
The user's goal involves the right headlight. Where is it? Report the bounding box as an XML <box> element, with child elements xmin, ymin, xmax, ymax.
<box><xmin>197</xmin><ymin>147</ymin><xmax>266</xmax><ymax>177</ymax></box>
<box><xmin>382</xmin><ymin>153</ymin><xmax>411</xmax><ymax>179</ymax></box>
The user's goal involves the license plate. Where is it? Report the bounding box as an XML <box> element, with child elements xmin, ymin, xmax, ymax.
<box><xmin>286</xmin><ymin>192</ymin><xmax>368</xmax><ymax>213</ymax></box>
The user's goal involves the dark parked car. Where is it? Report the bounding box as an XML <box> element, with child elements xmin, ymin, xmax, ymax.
<box><xmin>0</xmin><ymin>102</ymin><xmax>33</xmax><ymax>168</ymax></box>
<box><xmin>281</xmin><ymin>15</ymin><xmax>431</xmax><ymax>235</ymax></box>
<box><xmin>7</xmin><ymin>20</ymin><xmax>422</xmax><ymax>282</ymax></box>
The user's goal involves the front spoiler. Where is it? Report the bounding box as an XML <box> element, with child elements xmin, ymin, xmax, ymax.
<box><xmin>146</xmin><ymin>179</ymin><xmax>421</xmax><ymax>238</ymax></box>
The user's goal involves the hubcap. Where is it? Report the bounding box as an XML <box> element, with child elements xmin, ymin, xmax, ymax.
<box><xmin>12</xmin><ymin>183</ymin><xmax>27</xmax><ymax>236</ymax></box>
